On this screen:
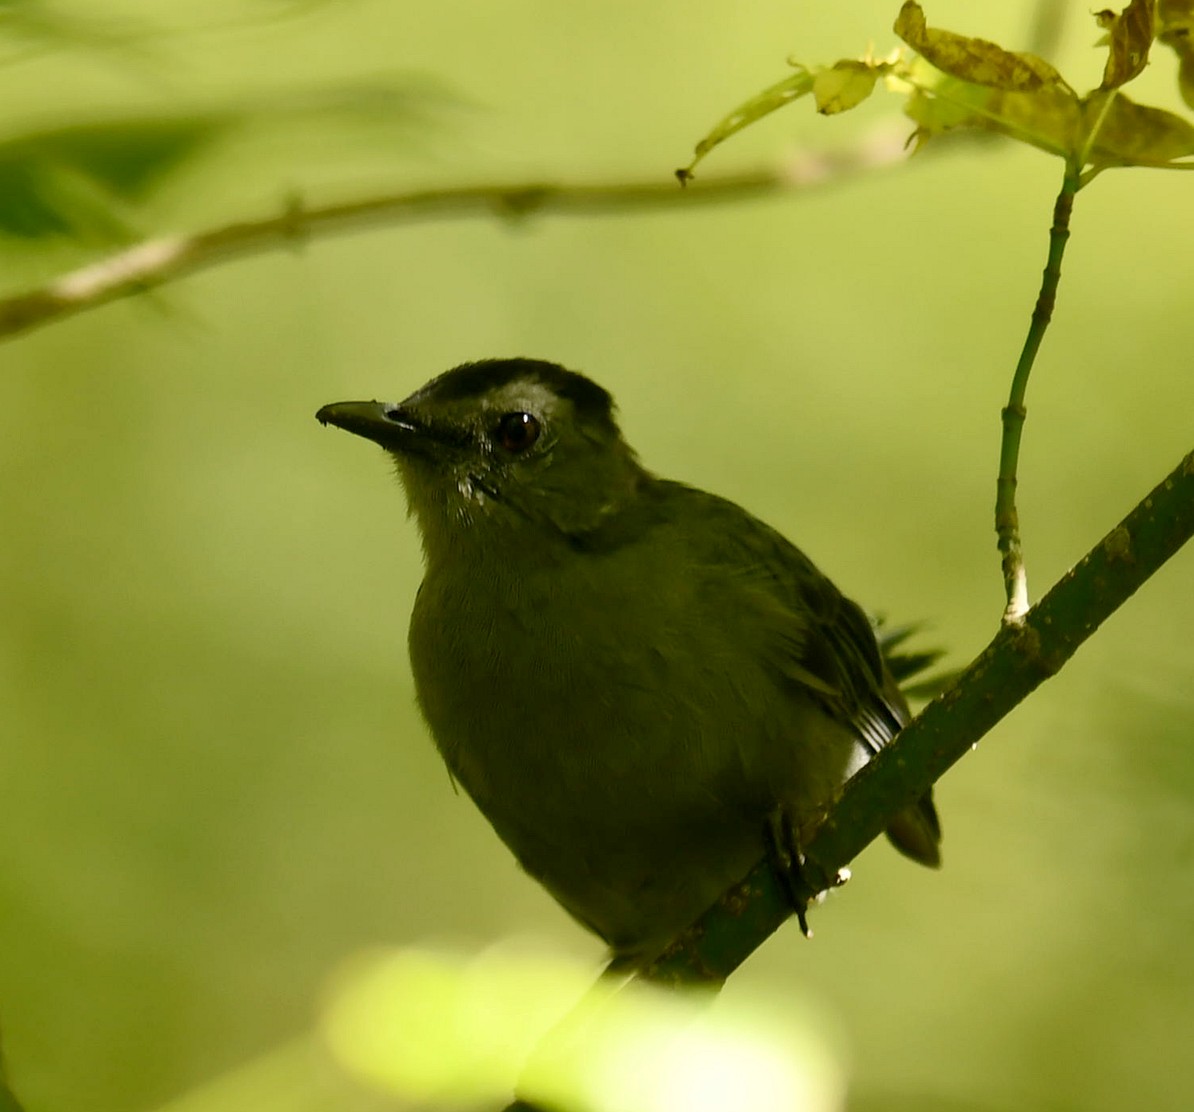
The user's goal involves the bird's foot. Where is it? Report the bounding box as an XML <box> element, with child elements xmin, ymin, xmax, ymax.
<box><xmin>765</xmin><ymin>809</ymin><xmax>848</xmax><ymax>939</ymax></box>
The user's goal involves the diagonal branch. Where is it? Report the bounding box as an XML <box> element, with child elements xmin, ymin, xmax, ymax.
<box><xmin>502</xmin><ymin>445</ymin><xmax>1194</xmax><ymax>1110</ymax></box>
<box><xmin>642</xmin><ymin>444</ymin><xmax>1194</xmax><ymax>987</ymax></box>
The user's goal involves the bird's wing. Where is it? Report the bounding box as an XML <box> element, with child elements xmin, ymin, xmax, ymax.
<box><xmin>661</xmin><ymin>481</ymin><xmax>909</xmax><ymax>751</ymax></box>
<box><xmin>781</xmin><ymin>564</ymin><xmax>911</xmax><ymax>754</ymax></box>
<box><xmin>600</xmin><ymin>479</ymin><xmax>940</xmax><ymax>865</ymax></box>
<box><xmin>664</xmin><ymin>482</ymin><xmax>942</xmax><ymax>865</ymax></box>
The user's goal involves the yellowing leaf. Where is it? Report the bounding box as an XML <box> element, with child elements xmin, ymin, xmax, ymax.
<box><xmin>899</xmin><ymin>56</ymin><xmax>1081</xmax><ymax>159</ymax></box>
<box><xmin>1158</xmin><ymin>0</ymin><xmax>1194</xmax><ymax>108</ymax></box>
<box><xmin>813</xmin><ymin>60</ymin><xmax>879</xmax><ymax>115</ymax></box>
<box><xmin>894</xmin><ymin>1</ymin><xmax>1064</xmax><ymax>91</ymax></box>
<box><xmin>1085</xmin><ymin>90</ymin><xmax>1194</xmax><ymax>165</ymax></box>
<box><xmin>1098</xmin><ymin>0</ymin><xmax>1157</xmax><ymax>89</ymax></box>
<box><xmin>678</xmin><ymin>67</ymin><xmax>814</xmax><ymax>181</ymax></box>
<box><xmin>900</xmin><ymin>88</ymin><xmax>980</xmax><ymax>152</ymax></box>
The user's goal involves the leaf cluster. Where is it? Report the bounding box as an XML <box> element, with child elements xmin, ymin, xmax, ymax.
<box><xmin>679</xmin><ymin>0</ymin><xmax>1194</xmax><ymax>184</ymax></box>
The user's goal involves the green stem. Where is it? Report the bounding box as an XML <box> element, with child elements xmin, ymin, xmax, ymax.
<box><xmin>995</xmin><ymin>160</ymin><xmax>1080</xmax><ymax>623</ymax></box>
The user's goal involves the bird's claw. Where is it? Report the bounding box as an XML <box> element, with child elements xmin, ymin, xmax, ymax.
<box><xmin>765</xmin><ymin>809</ymin><xmax>833</xmax><ymax>939</ymax></box>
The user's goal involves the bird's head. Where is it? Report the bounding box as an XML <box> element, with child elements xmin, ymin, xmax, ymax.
<box><xmin>317</xmin><ymin>358</ymin><xmax>646</xmax><ymax>554</ymax></box>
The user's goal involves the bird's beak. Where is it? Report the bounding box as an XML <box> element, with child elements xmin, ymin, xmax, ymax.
<box><xmin>316</xmin><ymin>400</ymin><xmax>440</xmax><ymax>455</ymax></box>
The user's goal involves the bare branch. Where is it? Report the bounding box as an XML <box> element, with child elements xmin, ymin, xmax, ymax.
<box><xmin>0</xmin><ymin>130</ymin><xmax>913</xmax><ymax>344</ymax></box>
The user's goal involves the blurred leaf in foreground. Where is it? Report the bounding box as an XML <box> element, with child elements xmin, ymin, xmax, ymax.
<box><xmin>0</xmin><ymin>0</ymin><xmax>148</xmax><ymax>59</ymax></box>
<box><xmin>0</xmin><ymin>79</ymin><xmax>453</xmax><ymax>243</ymax></box>
<box><xmin>321</xmin><ymin>945</ymin><xmax>843</xmax><ymax>1112</ymax></box>
<box><xmin>252</xmin><ymin>0</ymin><xmax>352</xmax><ymax>13</ymax></box>
<box><xmin>0</xmin><ymin>114</ymin><xmax>227</xmax><ymax>240</ymax></box>
<box><xmin>0</xmin><ymin>1072</ymin><xmax>22</xmax><ymax>1112</ymax></box>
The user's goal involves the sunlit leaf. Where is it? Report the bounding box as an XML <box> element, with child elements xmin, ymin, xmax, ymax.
<box><xmin>893</xmin><ymin>1</ymin><xmax>1065</xmax><ymax>91</ymax></box>
<box><xmin>899</xmin><ymin>55</ymin><xmax>1081</xmax><ymax>158</ymax></box>
<box><xmin>900</xmin><ymin>89</ymin><xmax>980</xmax><ymax>153</ymax></box>
<box><xmin>1096</xmin><ymin>0</ymin><xmax>1156</xmax><ymax>89</ymax></box>
<box><xmin>813</xmin><ymin>60</ymin><xmax>879</xmax><ymax>115</ymax></box>
<box><xmin>681</xmin><ymin>2</ymin><xmax>1194</xmax><ymax>177</ymax></box>
<box><xmin>903</xmin><ymin>50</ymin><xmax>1194</xmax><ymax>171</ymax></box>
<box><xmin>677</xmin><ymin>66</ymin><xmax>814</xmax><ymax>182</ymax></box>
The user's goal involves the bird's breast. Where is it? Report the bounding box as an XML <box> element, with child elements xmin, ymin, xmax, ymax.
<box><xmin>408</xmin><ymin>549</ymin><xmax>773</xmax><ymax>814</ymax></box>
<box><xmin>404</xmin><ymin>540</ymin><xmax>863</xmax><ymax>956</ymax></box>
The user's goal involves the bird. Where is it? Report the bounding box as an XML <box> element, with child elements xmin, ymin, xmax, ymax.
<box><xmin>317</xmin><ymin>357</ymin><xmax>940</xmax><ymax>963</ymax></box>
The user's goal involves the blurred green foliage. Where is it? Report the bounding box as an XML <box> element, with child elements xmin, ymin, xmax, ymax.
<box><xmin>0</xmin><ymin>82</ymin><xmax>452</xmax><ymax>243</ymax></box>
<box><xmin>1</xmin><ymin>3</ymin><xmax>1192</xmax><ymax>1112</ymax></box>
<box><xmin>321</xmin><ymin>946</ymin><xmax>841</xmax><ymax>1112</ymax></box>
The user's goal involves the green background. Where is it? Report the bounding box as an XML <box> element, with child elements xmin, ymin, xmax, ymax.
<box><xmin>1</xmin><ymin>1</ymin><xmax>1192</xmax><ymax>1110</ymax></box>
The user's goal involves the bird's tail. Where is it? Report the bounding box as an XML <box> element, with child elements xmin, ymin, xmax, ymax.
<box><xmin>885</xmin><ymin>792</ymin><xmax>942</xmax><ymax>868</ymax></box>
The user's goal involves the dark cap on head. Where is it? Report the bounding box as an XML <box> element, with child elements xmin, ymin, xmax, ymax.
<box><xmin>412</xmin><ymin>358</ymin><xmax>617</xmax><ymax>431</ymax></box>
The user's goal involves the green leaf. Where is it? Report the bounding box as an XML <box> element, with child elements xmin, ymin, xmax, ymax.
<box><xmin>0</xmin><ymin>1070</ymin><xmax>23</xmax><ymax>1112</ymax></box>
<box><xmin>680</xmin><ymin>3</ymin><xmax>1193</xmax><ymax>176</ymax></box>
<box><xmin>0</xmin><ymin>80</ymin><xmax>448</xmax><ymax>242</ymax></box>
<box><xmin>677</xmin><ymin>66</ymin><xmax>814</xmax><ymax>182</ymax></box>
<box><xmin>26</xmin><ymin>117</ymin><xmax>230</xmax><ymax>197</ymax></box>
<box><xmin>0</xmin><ymin>115</ymin><xmax>230</xmax><ymax>240</ymax></box>
<box><xmin>900</xmin><ymin>55</ymin><xmax>1081</xmax><ymax>159</ymax></box>
<box><xmin>0</xmin><ymin>0</ymin><xmax>146</xmax><ymax>57</ymax></box>
<box><xmin>812</xmin><ymin>60</ymin><xmax>879</xmax><ymax>115</ymax></box>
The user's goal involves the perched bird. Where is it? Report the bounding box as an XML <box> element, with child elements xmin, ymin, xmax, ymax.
<box><xmin>317</xmin><ymin>358</ymin><xmax>940</xmax><ymax>962</ymax></box>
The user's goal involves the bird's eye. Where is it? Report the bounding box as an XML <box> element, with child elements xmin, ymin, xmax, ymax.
<box><xmin>495</xmin><ymin>412</ymin><xmax>541</xmax><ymax>454</ymax></box>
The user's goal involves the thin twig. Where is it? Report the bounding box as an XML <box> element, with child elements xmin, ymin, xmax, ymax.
<box><xmin>995</xmin><ymin>159</ymin><xmax>1080</xmax><ymax>623</ymax></box>
<box><xmin>0</xmin><ymin>132</ymin><xmax>914</xmax><ymax>344</ymax></box>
